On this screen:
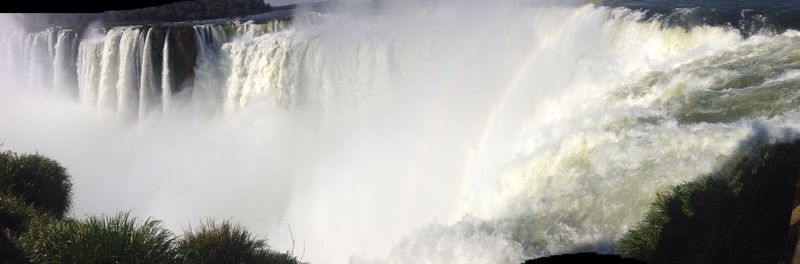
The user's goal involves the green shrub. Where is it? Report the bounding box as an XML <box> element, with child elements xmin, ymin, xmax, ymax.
<box><xmin>0</xmin><ymin>193</ymin><xmax>43</xmax><ymax>236</ymax></box>
<box><xmin>618</xmin><ymin>140</ymin><xmax>800</xmax><ymax>264</ymax></box>
<box><xmin>177</xmin><ymin>220</ymin><xmax>299</xmax><ymax>264</ymax></box>
<box><xmin>0</xmin><ymin>151</ymin><xmax>73</xmax><ymax>218</ymax></box>
<box><xmin>0</xmin><ymin>193</ymin><xmax>47</xmax><ymax>264</ymax></box>
<box><xmin>19</xmin><ymin>212</ymin><xmax>178</xmax><ymax>264</ymax></box>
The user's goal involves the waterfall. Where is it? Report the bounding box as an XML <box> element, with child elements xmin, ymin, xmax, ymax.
<box><xmin>0</xmin><ymin>29</ymin><xmax>25</xmax><ymax>90</ymax></box>
<box><xmin>223</xmin><ymin>31</ymin><xmax>294</xmax><ymax>112</ymax></box>
<box><xmin>191</xmin><ymin>24</ymin><xmax>230</xmax><ymax>114</ymax></box>
<box><xmin>53</xmin><ymin>30</ymin><xmax>78</xmax><ymax>96</ymax></box>
<box><xmin>97</xmin><ymin>28</ymin><xmax>123</xmax><ymax>110</ymax></box>
<box><xmin>6</xmin><ymin>3</ymin><xmax>800</xmax><ymax>264</ymax></box>
<box><xmin>25</xmin><ymin>30</ymin><xmax>56</xmax><ymax>91</ymax></box>
<box><xmin>161</xmin><ymin>30</ymin><xmax>172</xmax><ymax>114</ymax></box>
<box><xmin>77</xmin><ymin>38</ymin><xmax>104</xmax><ymax>105</ymax></box>
<box><xmin>116</xmin><ymin>28</ymin><xmax>143</xmax><ymax>118</ymax></box>
<box><xmin>139</xmin><ymin>28</ymin><xmax>157</xmax><ymax>119</ymax></box>
<box><xmin>21</xmin><ymin>20</ymin><xmax>292</xmax><ymax>117</ymax></box>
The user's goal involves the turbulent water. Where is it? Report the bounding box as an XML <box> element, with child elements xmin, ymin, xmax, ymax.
<box><xmin>2</xmin><ymin>0</ymin><xmax>800</xmax><ymax>263</ymax></box>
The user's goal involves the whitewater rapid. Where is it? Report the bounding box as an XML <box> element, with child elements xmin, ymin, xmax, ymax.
<box><xmin>2</xmin><ymin>1</ymin><xmax>800</xmax><ymax>263</ymax></box>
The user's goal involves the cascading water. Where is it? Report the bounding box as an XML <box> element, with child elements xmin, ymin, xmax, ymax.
<box><xmin>115</xmin><ymin>27</ymin><xmax>143</xmax><ymax>118</ymax></box>
<box><xmin>77</xmin><ymin>36</ymin><xmax>104</xmax><ymax>105</ymax></box>
<box><xmin>192</xmin><ymin>24</ymin><xmax>231</xmax><ymax>114</ymax></box>
<box><xmin>138</xmin><ymin>27</ymin><xmax>157</xmax><ymax>119</ymax></box>
<box><xmin>97</xmin><ymin>28</ymin><xmax>123</xmax><ymax>110</ymax></box>
<box><xmin>2</xmin><ymin>1</ymin><xmax>800</xmax><ymax>263</ymax></box>
<box><xmin>161</xmin><ymin>30</ymin><xmax>172</xmax><ymax>113</ymax></box>
<box><xmin>53</xmin><ymin>29</ymin><xmax>79</xmax><ymax>96</ymax></box>
<box><xmin>25</xmin><ymin>29</ymin><xmax>57</xmax><ymax>91</ymax></box>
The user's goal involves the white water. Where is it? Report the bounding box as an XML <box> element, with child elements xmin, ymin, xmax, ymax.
<box><xmin>115</xmin><ymin>27</ymin><xmax>142</xmax><ymax>118</ymax></box>
<box><xmin>139</xmin><ymin>27</ymin><xmax>157</xmax><ymax>119</ymax></box>
<box><xmin>97</xmin><ymin>28</ymin><xmax>123</xmax><ymax>110</ymax></box>
<box><xmin>161</xmin><ymin>30</ymin><xmax>172</xmax><ymax>114</ymax></box>
<box><xmin>2</xmin><ymin>1</ymin><xmax>800</xmax><ymax>263</ymax></box>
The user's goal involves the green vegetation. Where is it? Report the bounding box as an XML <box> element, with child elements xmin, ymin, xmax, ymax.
<box><xmin>618</xmin><ymin>140</ymin><xmax>800</xmax><ymax>263</ymax></box>
<box><xmin>0</xmin><ymin>193</ymin><xmax>44</xmax><ymax>263</ymax></box>
<box><xmin>0</xmin><ymin>149</ymin><xmax>302</xmax><ymax>264</ymax></box>
<box><xmin>19</xmin><ymin>213</ymin><xmax>177</xmax><ymax>264</ymax></box>
<box><xmin>177</xmin><ymin>220</ymin><xmax>300</xmax><ymax>264</ymax></box>
<box><xmin>0</xmin><ymin>193</ymin><xmax>43</xmax><ymax>236</ymax></box>
<box><xmin>0</xmin><ymin>151</ymin><xmax>73</xmax><ymax>218</ymax></box>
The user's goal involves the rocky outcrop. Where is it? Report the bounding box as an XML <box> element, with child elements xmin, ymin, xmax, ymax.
<box><xmin>102</xmin><ymin>0</ymin><xmax>271</xmax><ymax>26</ymax></box>
<box><xmin>17</xmin><ymin>0</ymin><xmax>272</xmax><ymax>32</ymax></box>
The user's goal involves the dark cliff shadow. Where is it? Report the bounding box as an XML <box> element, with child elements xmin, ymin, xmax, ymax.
<box><xmin>523</xmin><ymin>252</ymin><xmax>646</xmax><ymax>264</ymax></box>
<box><xmin>616</xmin><ymin>125</ymin><xmax>800</xmax><ymax>264</ymax></box>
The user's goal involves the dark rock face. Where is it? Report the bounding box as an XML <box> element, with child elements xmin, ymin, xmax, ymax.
<box><xmin>165</xmin><ymin>25</ymin><xmax>197</xmax><ymax>94</ymax></box>
<box><xmin>525</xmin><ymin>253</ymin><xmax>646</xmax><ymax>264</ymax></box>
<box><xmin>148</xmin><ymin>26</ymin><xmax>167</xmax><ymax>97</ymax></box>
<box><xmin>102</xmin><ymin>0</ymin><xmax>272</xmax><ymax>26</ymax></box>
<box><xmin>17</xmin><ymin>0</ymin><xmax>272</xmax><ymax>32</ymax></box>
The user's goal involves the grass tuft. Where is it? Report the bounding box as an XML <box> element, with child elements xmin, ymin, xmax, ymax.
<box><xmin>19</xmin><ymin>212</ymin><xmax>178</xmax><ymax>264</ymax></box>
<box><xmin>0</xmin><ymin>193</ymin><xmax>44</xmax><ymax>236</ymax></box>
<box><xmin>0</xmin><ymin>193</ymin><xmax>47</xmax><ymax>263</ymax></box>
<box><xmin>177</xmin><ymin>220</ymin><xmax>300</xmax><ymax>264</ymax></box>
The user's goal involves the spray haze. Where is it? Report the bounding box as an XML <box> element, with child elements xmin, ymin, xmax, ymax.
<box><xmin>3</xmin><ymin>1</ymin><xmax>800</xmax><ymax>263</ymax></box>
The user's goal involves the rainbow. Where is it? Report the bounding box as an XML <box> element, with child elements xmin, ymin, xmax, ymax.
<box><xmin>453</xmin><ymin>3</ymin><xmax>593</xmax><ymax>219</ymax></box>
